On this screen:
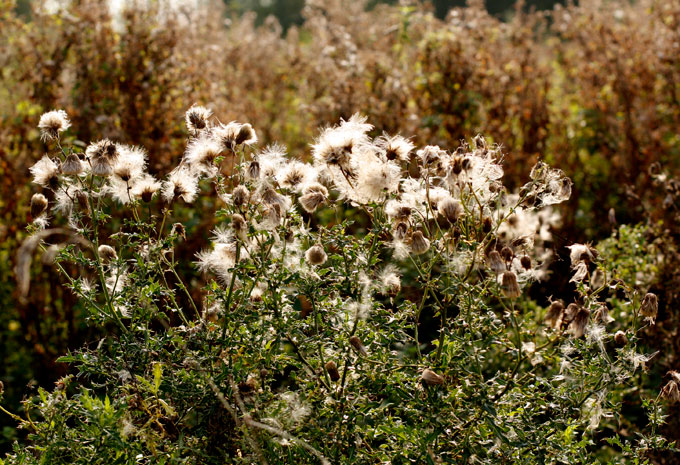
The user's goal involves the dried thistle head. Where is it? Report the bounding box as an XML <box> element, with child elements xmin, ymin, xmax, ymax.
<box><xmin>98</xmin><ymin>245</ymin><xmax>117</xmax><ymax>263</ymax></box>
<box><xmin>421</xmin><ymin>368</ymin><xmax>445</xmax><ymax>386</ymax></box>
<box><xmin>545</xmin><ymin>300</ymin><xmax>564</xmax><ymax>330</ymax></box>
<box><xmin>410</xmin><ymin>230</ymin><xmax>430</xmax><ymax>255</ymax></box>
<box><xmin>640</xmin><ymin>292</ymin><xmax>658</xmax><ymax>324</ymax></box>
<box><xmin>185</xmin><ymin>105</ymin><xmax>212</xmax><ymax>136</ymax></box>
<box><xmin>30</xmin><ymin>193</ymin><xmax>48</xmax><ymax>219</ymax></box>
<box><xmin>305</xmin><ymin>244</ymin><xmax>327</xmax><ymax>266</ymax></box>
<box><xmin>501</xmin><ymin>270</ymin><xmax>521</xmax><ymax>299</ymax></box>
<box><xmin>38</xmin><ymin>110</ymin><xmax>70</xmax><ymax>141</ymax></box>
<box><xmin>299</xmin><ymin>182</ymin><xmax>328</xmax><ymax>213</ymax></box>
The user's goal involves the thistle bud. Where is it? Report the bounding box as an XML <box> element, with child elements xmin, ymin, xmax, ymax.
<box><xmin>640</xmin><ymin>292</ymin><xmax>658</xmax><ymax>324</ymax></box>
<box><xmin>61</xmin><ymin>154</ymin><xmax>84</xmax><ymax>175</ymax></box>
<box><xmin>349</xmin><ymin>335</ymin><xmax>367</xmax><ymax>356</ymax></box>
<box><xmin>520</xmin><ymin>255</ymin><xmax>532</xmax><ymax>270</ymax></box>
<box><xmin>487</xmin><ymin>250</ymin><xmax>505</xmax><ymax>274</ymax></box>
<box><xmin>305</xmin><ymin>244</ymin><xmax>327</xmax><ymax>266</ymax></box>
<box><xmin>501</xmin><ymin>271</ymin><xmax>521</xmax><ymax>299</ymax></box>
<box><xmin>614</xmin><ymin>331</ymin><xmax>628</xmax><ymax>347</ymax></box>
<box><xmin>410</xmin><ymin>231</ymin><xmax>430</xmax><ymax>255</ymax></box>
<box><xmin>325</xmin><ymin>361</ymin><xmax>340</xmax><ymax>381</ymax></box>
<box><xmin>98</xmin><ymin>245</ymin><xmax>117</xmax><ymax>263</ymax></box>
<box><xmin>421</xmin><ymin>368</ymin><xmax>445</xmax><ymax>386</ymax></box>
<box><xmin>30</xmin><ymin>193</ymin><xmax>48</xmax><ymax>218</ymax></box>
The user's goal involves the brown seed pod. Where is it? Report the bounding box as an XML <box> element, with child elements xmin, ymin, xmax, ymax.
<box><xmin>349</xmin><ymin>335</ymin><xmax>368</xmax><ymax>356</ymax></box>
<box><xmin>614</xmin><ymin>331</ymin><xmax>628</xmax><ymax>347</ymax></box>
<box><xmin>325</xmin><ymin>361</ymin><xmax>340</xmax><ymax>381</ymax></box>
<box><xmin>421</xmin><ymin>368</ymin><xmax>445</xmax><ymax>386</ymax></box>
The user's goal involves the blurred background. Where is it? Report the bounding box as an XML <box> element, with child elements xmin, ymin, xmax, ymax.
<box><xmin>2</xmin><ymin>0</ymin><xmax>680</xmax><ymax>457</ymax></box>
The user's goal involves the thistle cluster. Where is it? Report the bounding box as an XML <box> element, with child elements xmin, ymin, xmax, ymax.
<box><xmin>10</xmin><ymin>108</ymin><xmax>672</xmax><ymax>464</ymax></box>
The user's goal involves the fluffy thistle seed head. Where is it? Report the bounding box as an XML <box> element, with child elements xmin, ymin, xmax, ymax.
<box><xmin>299</xmin><ymin>182</ymin><xmax>328</xmax><ymax>213</ymax></box>
<box><xmin>438</xmin><ymin>197</ymin><xmax>463</xmax><ymax>224</ymax></box>
<box><xmin>568</xmin><ymin>306</ymin><xmax>590</xmax><ymax>338</ymax></box>
<box><xmin>487</xmin><ymin>250</ymin><xmax>506</xmax><ymax>274</ymax></box>
<box><xmin>185</xmin><ymin>105</ymin><xmax>212</xmax><ymax>135</ymax></box>
<box><xmin>501</xmin><ymin>271</ymin><xmax>521</xmax><ymax>298</ymax></box>
<box><xmin>660</xmin><ymin>372</ymin><xmax>680</xmax><ymax>403</ymax></box>
<box><xmin>376</xmin><ymin>134</ymin><xmax>414</xmax><ymax>162</ymax></box>
<box><xmin>305</xmin><ymin>244</ymin><xmax>327</xmax><ymax>265</ymax></box>
<box><xmin>30</xmin><ymin>193</ymin><xmax>48</xmax><ymax>218</ymax></box>
<box><xmin>38</xmin><ymin>110</ymin><xmax>70</xmax><ymax>141</ymax></box>
<box><xmin>29</xmin><ymin>156</ymin><xmax>60</xmax><ymax>188</ymax></box>
<box><xmin>232</xmin><ymin>185</ymin><xmax>250</xmax><ymax>208</ymax></box>
<box><xmin>500</xmin><ymin>246</ymin><xmax>514</xmax><ymax>262</ymax></box>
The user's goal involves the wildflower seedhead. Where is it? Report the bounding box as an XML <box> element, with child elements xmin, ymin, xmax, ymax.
<box><xmin>232</xmin><ymin>185</ymin><xmax>250</xmax><ymax>208</ymax></box>
<box><xmin>545</xmin><ymin>300</ymin><xmax>564</xmax><ymax>329</ymax></box>
<box><xmin>185</xmin><ymin>105</ymin><xmax>212</xmax><ymax>135</ymax></box>
<box><xmin>305</xmin><ymin>244</ymin><xmax>327</xmax><ymax>266</ymax></box>
<box><xmin>660</xmin><ymin>371</ymin><xmax>680</xmax><ymax>403</ymax></box>
<box><xmin>501</xmin><ymin>270</ymin><xmax>521</xmax><ymax>299</ymax></box>
<box><xmin>30</xmin><ymin>193</ymin><xmax>48</xmax><ymax>218</ymax></box>
<box><xmin>38</xmin><ymin>110</ymin><xmax>70</xmax><ymax>141</ymax></box>
<box><xmin>640</xmin><ymin>292</ymin><xmax>658</xmax><ymax>324</ymax></box>
<box><xmin>614</xmin><ymin>331</ymin><xmax>628</xmax><ymax>347</ymax></box>
<box><xmin>325</xmin><ymin>361</ymin><xmax>340</xmax><ymax>381</ymax></box>
<box><xmin>299</xmin><ymin>183</ymin><xmax>328</xmax><ymax>213</ymax></box>
<box><xmin>421</xmin><ymin>369</ymin><xmax>445</xmax><ymax>386</ymax></box>
<box><xmin>98</xmin><ymin>245</ymin><xmax>117</xmax><ymax>263</ymax></box>
<box><xmin>410</xmin><ymin>230</ymin><xmax>430</xmax><ymax>255</ymax></box>
<box><xmin>487</xmin><ymin>250</ymin><xmax>506</xmax><ymax>274</ymax></box>
<box><xmin>61</xmin><ymin>154</ymin><xmax>84</xmax><ymax>175</ymax></box>
<box><xmin>349</xmin><ymin>335</ymin><xmax>368</xmax><ymax>356</ymax></box>
<box><xmin>438</xmin><ymin>197</ymin><xmax>463</xmax><ymax>224</ymax></box>
<box><xmin>30</xmin><ymin>156</ymin><xmax>60</xmax><ymax>188</ymax></box>
<box><xmin>568</xmin><ymin>306</ymin><xmax>590</xmax><ymax>338</ymax></box>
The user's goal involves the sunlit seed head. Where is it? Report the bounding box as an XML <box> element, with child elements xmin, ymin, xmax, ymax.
<box><xmin>438</xmin><ymin>197</ymin><xmax>463</xmax><ymax>224</ymax></box>
<box><xmin>487</xmin><ymin>250</ymin><xmax>506</xmax><ymax>274</ymax></box>
<box><xmin>30</xmin><ymin>193</ymin><xmax>48</xmax><ymax>218</ymax></box>
<box><xmin>305</xmin><ymin>244</ymin><xmax>327</xmax><ymax>266</ymax></box>
<box><xmin>38</xmin><ymin>110</ymin><xmax>70</xmax><ymax>141</ymax></box>
<box><xmin>640</xmin><ymin>292</ymin><xmax>658</xmax><ymax>324</ymax></box>
<box><xmin>299</xmin><ymin>182</ymin><xmax>328</xmax><ymax>213</ymax></box>
<box><xmin>614</xmin><ymin>330</ymin><xmax>628</xmax><ymax>347</ymax></box>
<box><xmin>185</xmin><ymin>105</ymin><xmax>212</xmax><ymax>136</ymax></box>
<box><xmin>98</xmin><ymin>245</ymin><xmax>117</xmax><ymax>263</ymax></box>
<box><xmin>568</xmin><ymin>306</ymin><xmax>590</xmax><ymax>338</ymax></box>
<box><xmin>29</xmin><ymin>156</ymin><xmax>60</xmax><ymax>188</ymax></box>
<box><xmin>421</xmin><ymin>368</ymin><xmax>445</xmax><ymax>386</ymax></box>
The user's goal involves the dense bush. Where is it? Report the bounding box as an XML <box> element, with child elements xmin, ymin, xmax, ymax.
<box><xmin>3</xmin><ymin>106</ymin><xmax>675</xmax><ymax>463</ymax></box>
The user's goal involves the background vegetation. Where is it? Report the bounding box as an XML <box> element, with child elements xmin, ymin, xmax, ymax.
<box><xmin>2</xmin><ymin>0</ymin><xmax>680</xmax><ymax>461</ymax></box>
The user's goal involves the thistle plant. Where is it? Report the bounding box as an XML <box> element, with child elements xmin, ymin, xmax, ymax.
<box><xmin>4</xmin><ymin>107</ymin><xmax>674</xmax><ymax>464</ymax></box>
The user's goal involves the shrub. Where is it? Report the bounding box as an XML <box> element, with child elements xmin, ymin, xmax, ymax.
<box><xmin>2</xmin><ymin>107</ymin><xmax>674</xmax><ymax>463</ymax></box>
